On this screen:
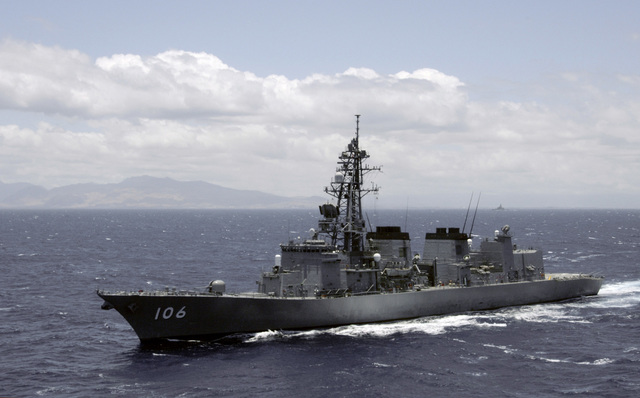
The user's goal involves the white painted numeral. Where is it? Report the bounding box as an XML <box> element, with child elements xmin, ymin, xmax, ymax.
<box><xmin>154</xmin><ymin>306</ymin><xmax>187</xmax><ymax>320</ymax></box>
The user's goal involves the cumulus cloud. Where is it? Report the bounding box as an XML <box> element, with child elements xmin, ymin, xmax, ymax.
<box><xmin>0</xmin><ymin>40</ymin><xmax>468</xmax><ymax>124</ymax></box>
<box><xmin>1</xmin><ymin>39</ymin><xmax>639</xmax><ymax>207</ymax></box>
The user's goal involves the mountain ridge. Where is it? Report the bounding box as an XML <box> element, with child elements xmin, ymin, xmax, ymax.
<box><xmin>0</xmin><ymin>176</ymin><xmax>322</xmax><ymax>209</ymax></box>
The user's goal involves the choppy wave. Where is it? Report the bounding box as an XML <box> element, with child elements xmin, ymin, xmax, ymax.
<box><xmin>3</xmin><ymin>209</ymin><xmax>639</xmax><ymax>397</ymax></box>
<box><xmin>483</xmin><ymin>343</ymin><xmax>615</xmax><ymax>366</ymax></box>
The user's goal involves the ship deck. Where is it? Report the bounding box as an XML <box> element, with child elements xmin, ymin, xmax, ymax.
<box><xmin>98</xmin><ymin>273</ymin><xmax>602</xmax><ymax>300</ymax></box>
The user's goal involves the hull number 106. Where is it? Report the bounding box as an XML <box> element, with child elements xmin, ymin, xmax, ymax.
<box><xmin>154</xmin><ymin>306</ymin><xmax>186</xmax><ymax>320</ymax></box>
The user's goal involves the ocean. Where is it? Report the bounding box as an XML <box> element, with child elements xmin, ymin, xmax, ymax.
<box><xmin>1</xmin><ymin>208</ymin><xmax>639</xmax><ymax>397</ymax></box>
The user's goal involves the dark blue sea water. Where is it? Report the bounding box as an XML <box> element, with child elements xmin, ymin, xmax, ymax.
<box><xmin>1</xmin><ymin>209</ymin><xmax>639</xmax><ymax>397</ymax></box>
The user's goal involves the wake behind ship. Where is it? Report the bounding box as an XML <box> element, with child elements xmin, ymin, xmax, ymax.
<box><xmin>98</xmin><ymin>116</ymin><xmax>603</xmax><ymax>343</ymax></box>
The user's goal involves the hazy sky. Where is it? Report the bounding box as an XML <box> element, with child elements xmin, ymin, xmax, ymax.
<box><xmin>1</xmin><ymin>0</ymin><xmax>639</xmax><ymax>208</ymax></box>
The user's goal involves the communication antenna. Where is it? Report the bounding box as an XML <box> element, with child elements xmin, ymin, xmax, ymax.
<box><xmin>462</xmin><ymin>192</ymin><xmax>474</xmax><ymax>233</ymax></box>
<box><xmin>469</xmin><ymin>192</ymin><xmax>482</xmax><ymax>237</ymax></box>
<box><xmin>404</xmin><ymin>198</ymin><xmax>409</xmax><ymax>232</ymax></box>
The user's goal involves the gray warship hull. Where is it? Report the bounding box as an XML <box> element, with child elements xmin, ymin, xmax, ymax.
<box><xmin>98</xmin><ymin>274</ymin><xmax>602</xmax><ymax>342</ymax></box>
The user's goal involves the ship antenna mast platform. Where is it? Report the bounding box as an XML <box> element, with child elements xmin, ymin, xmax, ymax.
<box><xmin>319</xmin><ymin>115</ymin><xmax>381</xmax><ymax>253</ymax></box>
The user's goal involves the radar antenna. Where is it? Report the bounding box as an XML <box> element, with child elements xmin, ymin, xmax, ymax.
<box><xmin>318</xmin><ymin>115</ymin><xmax>381</xmax><ymax>255</ymax></box>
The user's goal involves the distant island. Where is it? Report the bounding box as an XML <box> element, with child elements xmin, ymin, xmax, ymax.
<box><xmin>0</xmin><ymin>176</ymin><xmax>322</xmax><ymax>209</ymax></box>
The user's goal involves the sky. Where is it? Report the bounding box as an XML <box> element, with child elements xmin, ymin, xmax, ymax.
<box><xmin>1</xmin><ymin>0</ymin><xmax>639</xmax><ymax>208</ymax></box>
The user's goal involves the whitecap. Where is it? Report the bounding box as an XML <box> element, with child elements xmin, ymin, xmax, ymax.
<box><xmin>589</xmin><ymin>358</ymin><xmax>615</xmax><ymax>365</ymax></box>
<box><xmin>600</xmin><ymin>280</ymin><xmax>640</xmax><ymax>296</ymax></box>
<box><xmin>483</xmin><ymin>343</ymin><xmax>519</xmax><ymax>355</ymax></box>
<box><xmin>242</xmin><ymin>314</ymin><xmax>507</xmax><ymax>342</ymax></box>
<box><xmin>372</xmin><ymin>362</ymin><xmax>397</xmax><ymax>368</ymax></box>
<box><xmin>526</xmin><ymin>354</ymin><xmax>614</xmax><ymax>366</ymax></box>
<box><xmin>326</xmin><ymin>314</ymin><xmax>505</xmax><ymax>338</ymax></box>
<box><xmin>585</xmin><ymin>280</ymin><xmax>640</xmax><ymax>309</ymax></box>
<box><xmin>500</xmin><ymin>304</ymin><xmax>590</xmax><ymax>324</ymax></box>
<box><xmin>244</xmin><ymin>329</ymin><xmax>284</xmax><ymax>343</ymax></box>
<box><xmin>485</xmin><ymin>343</ymin><xmax>615</xmax><ymax>367</ymax></box>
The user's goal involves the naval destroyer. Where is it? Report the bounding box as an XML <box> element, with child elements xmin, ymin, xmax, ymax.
<box><xmin>98</xmin><ymin>116</ymin><xmax>603</xmax><ymax>343</ymax></box>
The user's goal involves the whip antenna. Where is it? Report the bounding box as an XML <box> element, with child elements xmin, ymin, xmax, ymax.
<box><xmin>462</xmin><ymin>192</ymin><xmax>474</xmax><ymax>233</ymax></box>
<box><xmin>469</xmin><ymin>192</ymin><xmax>481</xmax><ymax>237</ymax></box>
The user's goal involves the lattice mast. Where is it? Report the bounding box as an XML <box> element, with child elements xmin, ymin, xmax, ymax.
<box><xmin>321</xmin><ymin>115</ymin><xmax>381</xmax><ymax>253</ymax></box>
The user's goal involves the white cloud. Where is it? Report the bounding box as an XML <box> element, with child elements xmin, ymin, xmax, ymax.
<box><xmin>1</xmin><ymin>39</ymin><xmax>639</xmax><ymax>207</ymax></box>
<box><xmin>343</xmin><ymin>67</ymin><xmax>380</xmax><ymax>80</ymax></box>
